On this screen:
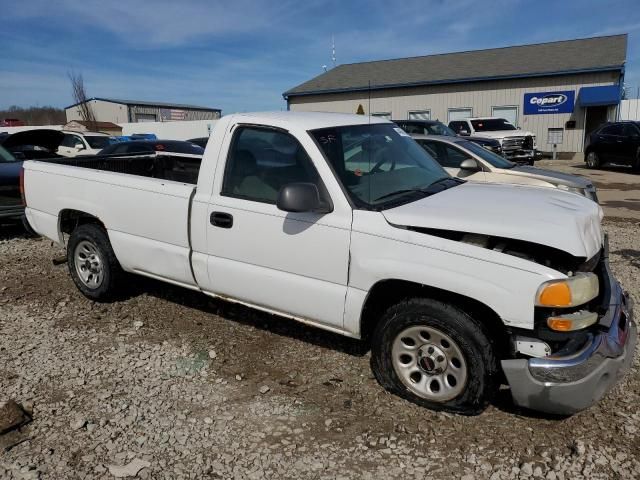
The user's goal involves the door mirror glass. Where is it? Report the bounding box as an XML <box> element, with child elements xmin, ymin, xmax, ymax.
<box><xmin>460</xmin><ymin>158</ymin><xmax>480</xmax><ymax>171</ymax></box>
<box><xmin>277</xmin><ymin>183</ymin><xmax>326</xmax><ymax>213</ymax></box>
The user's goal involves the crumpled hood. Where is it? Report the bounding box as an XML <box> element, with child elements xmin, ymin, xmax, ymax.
<box><xmin>382</xmin><ymin>182</ymin><xmax>603</xmax><ymax>259</ymax></box>
<box><xmin>509</xmin><ymin>165</ymin><xmax>592</xmax><ymax>189</ymax></box>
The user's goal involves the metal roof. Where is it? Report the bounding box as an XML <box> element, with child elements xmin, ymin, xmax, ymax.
<box><xmin>284</xmin><ymin>35</ymin><xmax>627</xmax><ymax>99</ymax></box>
<box><xmin>65</xmin><ymin>97</ymin><xmax>220</xmax><ymax>111</ymax></box>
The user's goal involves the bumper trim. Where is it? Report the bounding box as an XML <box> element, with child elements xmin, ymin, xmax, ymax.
<box><xmin>501</xmin><ymin>288</ymin><xmax>636</xmax><ymax>415</ymax></box>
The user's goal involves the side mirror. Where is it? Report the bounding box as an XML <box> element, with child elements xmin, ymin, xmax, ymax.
<box><xmin>460</xmin><ymin>159</ymin><xmax>480</xmax><ymax>171</ymax></box>
<box><xmin>75</xmin><ymin>144</ymin><xmax>85</xmax><ymax>150</ymax></box>
<box><xmin>277</xmin><ymin>183</ymin><xmax>329</xmax><ymax>213</ymax></box>
<box><xmin>459</xmin><ymin>129</ymin><xmax>470</xmax><ymax>136</ymax></box>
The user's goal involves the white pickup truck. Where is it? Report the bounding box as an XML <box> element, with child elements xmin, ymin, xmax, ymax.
<box><xmin>23</xmin><ymin>112</ymin><xmax>635</xmax><ymax>415</ymax></box>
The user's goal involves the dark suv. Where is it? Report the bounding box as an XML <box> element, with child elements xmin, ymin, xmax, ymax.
<box><xmin>393</xmin><ymin>119</ymin><xmax>503</xmax><ymax>155</ymax></box>
<box><xmin>584</xmin><ymin>121</ymin><xmax>640</xmax><ymax>170</ymax></box>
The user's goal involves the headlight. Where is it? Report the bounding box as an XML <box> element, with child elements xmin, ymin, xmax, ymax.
<box><xmin>536</xmin><ymin>273</ymin><xmax>599</xmax><ymax>307</ymax></box>
<box><xmin>557</xmin><ymin>184</ymin><xmax>584</xmax><ymax>196</ymax></box>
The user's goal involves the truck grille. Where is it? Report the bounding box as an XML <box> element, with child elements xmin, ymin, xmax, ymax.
<box><xmin>502</xmin><ymin>136</ymin><xmax>529</xmax><ymax>152</ymax></box>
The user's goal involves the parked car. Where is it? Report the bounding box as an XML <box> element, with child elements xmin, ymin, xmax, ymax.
<box><xmin>584</xmin><ymin>121</ymin><xmax>640</xmax><ymax>170</ymax></box>
<box><xmin>57</xmin><ymin>131</ymin><xmax>113</xmax><ymax>157</ymax></box>
<box><xmin>413</xmin><ymin>134</ymin><xmax>598</xmax><ymax>201</ymax></box>
<box><xmin>394</xmin><ymin>119</ymin><xmax>503</xmax><ymax>155</ymax></box>
<box><xmin>2</xmin><ymin>129</ymin><xmax>65</xmax><ymax>160</ymax></box>
<box><xmin>24</xmin><ymin>112</ymin><xmax>634</xmax><ymax>416</ymax></box>
<box><xmin>0</xmin><ymin>144</ymin><xmax>37</xmax><ymax>234</ymax></box>
<box><xmin>449</xmin><ymin>117</ymin><xmax>536</xmax><ymax>164</ymax></box>
<box><xmin>99</xmin><ymin>140</ymin><xmax>204</xmax><ymax>156</ymax></box>
<box><xmin>187</xmin><ymin>137</ymin><xmax>209</xmax><ymax>149</ymax></box>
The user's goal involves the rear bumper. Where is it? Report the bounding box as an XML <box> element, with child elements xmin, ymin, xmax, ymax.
<box><xmin>502</xmin><ymin>278</ymin><xmax>636</xmax><ymax>415</ymax></box>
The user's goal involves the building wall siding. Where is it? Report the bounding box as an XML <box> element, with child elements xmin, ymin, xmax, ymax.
<box><xmin>288</xmin><ymin>71</ymin><xmax>621</xmax><ymax>152</ymax></box>
<box><xmin>66</xmin><ymin>100</ymin><xmax>221</xmax><ymax>124</ymax></box>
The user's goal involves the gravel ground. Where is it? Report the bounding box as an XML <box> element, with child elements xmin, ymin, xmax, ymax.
<box><xmin>1</xmin><ymin>219</ymin><xmax>639</xmax><ymax>479</ymax></box>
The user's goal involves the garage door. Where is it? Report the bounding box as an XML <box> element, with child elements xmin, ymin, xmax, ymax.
<box><xmin>492</xmin><ymin>106</ymin><xmax>518</xmax><ymax>127</ymax></box>
<box><xmin>448</xmin><ymin>108</ymin><xmax>472</xmax><ymax>122</ymax></box>
<box><xmin>408</xmin><ymin>110</ymin><xmax>431</xmax><ymax>120</ymax></box>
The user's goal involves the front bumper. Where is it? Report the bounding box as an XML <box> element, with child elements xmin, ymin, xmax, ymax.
<box><xmin>502</xmin><ymin>262</ymin><xmax>636</xmax><ymax>415</ymax></box>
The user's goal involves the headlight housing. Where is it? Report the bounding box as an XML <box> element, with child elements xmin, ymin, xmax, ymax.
<box><xmin>536</xmin><ymin>273</ymin><xmax>599</xmax><ymax>307</ymax></box>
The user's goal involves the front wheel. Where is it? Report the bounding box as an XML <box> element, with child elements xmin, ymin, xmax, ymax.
<box><xmin>67</xmin><ymin>224</ymin><xmax>123</xmax><ymax>301</ymax></box>
<box><xmin>586</xmin><ymin>151</ymin><xmax>600</xmax><ymax>169</ymax></box>
<box><xmin>371</xmin><ymin>298</ymin><xmax>497</xmax><ymax>415</ymax></box>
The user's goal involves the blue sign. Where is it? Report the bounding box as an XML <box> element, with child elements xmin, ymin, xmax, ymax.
<box><xmin>524</xmin><ymin>90</ymin><xmax>575</xmax><ymax>115</ymax></box>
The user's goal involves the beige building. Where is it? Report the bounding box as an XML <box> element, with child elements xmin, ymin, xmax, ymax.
<box><xmin>65</xmin><ymin>98</ymin><xmax>221</xmax><ymax>124</ymax></box>
<box><xmin>284</xmin><ymin>35</ymin><xmax>627</xmax><ymax>154</ymax></box>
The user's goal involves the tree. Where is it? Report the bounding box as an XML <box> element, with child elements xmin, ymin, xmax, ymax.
<box><xmin>68</xmin><ymin>71</ymin><xmax>97</xmax><ymax>130</ymax></box>
<box><xmin>356</xmin><ymin>104</ymin><xmax>365</xmax><ymax>115</ymax></box>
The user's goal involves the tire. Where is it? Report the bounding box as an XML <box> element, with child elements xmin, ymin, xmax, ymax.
<box><xmin>67</xmin><ymin>224</ymin><xmax>123</xmax><ymax>301</ymax></box>
<box><xmin>371</xmin><ymin>297</ymin><xmax>497</xmax><ymax>415</ymax></box>
<box><xmin>586</xmin><ymin>151</ymin><xmax>600</xmax><ymax>169</ymax></box>
<box><xmin>632</xmin><ymin>150</ymin><xmax>640</xmax><ymax>172</ymax></box>
<box><xmin>21</xmin><ymin>214</ymin><xmax>39</xmax><ymax>238</ymax></box>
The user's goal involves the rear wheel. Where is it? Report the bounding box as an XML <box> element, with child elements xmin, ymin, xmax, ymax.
<box><xmin>586</xmin><ymin>151</ymin><xmax>600</xmax><ymax>169</ymax></box>
<box><xmin>371</xmin><ymin>298</ymin><xmax>497</xmax><ymax>415</ymax></box>
<box><xmin>67</xmin><ymin>224</ymin><xmax>123</xmax><ymax>301</ymax></box>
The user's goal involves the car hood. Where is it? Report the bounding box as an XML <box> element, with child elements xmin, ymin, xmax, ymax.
<box><xmin>2</xmin><ymin>129</ymin><xmax>64</xmax><ymax>152</ymax></box>
<box><xmin>508</xmin><ymin>165</ymin><xmax>592</xmax><ymax>188</ymax></box>
<box><xmin>381</xmin><ymin>182</ymin><xmax>603</xmax><ymax>259</ymax></box>
<box><xmin>473</xmin><ymin>130</ymin><xmax>534</xmax><ymax>140</ymax></box>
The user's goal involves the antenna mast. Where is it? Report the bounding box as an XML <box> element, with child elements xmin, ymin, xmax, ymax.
<box><xmin>332</xmin><ymin>34</ymin><xmax>336</xmax><ymax>67</ymax></box>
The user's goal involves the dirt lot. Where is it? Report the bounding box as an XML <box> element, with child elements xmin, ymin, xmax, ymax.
<box><xmin>1</xmin><ymin>166</ymin><xmax>640</xmax><ymax>479</ymax></box>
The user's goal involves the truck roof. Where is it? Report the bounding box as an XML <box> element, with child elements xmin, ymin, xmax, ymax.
<box><xmin>230</xmin><ymin>111</ymin><xmax>390</xmax><ymax>130</ymax></box>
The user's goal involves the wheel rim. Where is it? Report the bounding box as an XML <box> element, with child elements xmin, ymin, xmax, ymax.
<box><xmin>74</xmin><ymin>240</ymin><xmax>104</xmax><ymax>289</ymax></box>
<box><xmin>392</xmin><ymin>325</ymin><xmax>468</xmax><ymax>402</ymax></box>
<box><xmin>587</xmin><ymin>152</ymin><xmax>596</xmax><ymax>167</ymax></box>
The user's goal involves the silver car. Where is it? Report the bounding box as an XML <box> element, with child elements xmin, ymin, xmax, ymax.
<box><xmin>412</xmin><ymin>134</ymin><xmax>597</xmax><ymax>202</ymax></box>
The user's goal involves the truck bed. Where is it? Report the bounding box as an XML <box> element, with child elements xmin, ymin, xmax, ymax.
<box><xmin>41</xmin><ymin>152</ymin><xmax>202</xmax><ymax>184</ymax></box>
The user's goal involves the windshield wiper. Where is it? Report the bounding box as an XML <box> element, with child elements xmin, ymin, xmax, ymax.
<box><xmin>374</xmin><ymin>188</ymin><xmax>427</xmax><ymax>202</ymax></box>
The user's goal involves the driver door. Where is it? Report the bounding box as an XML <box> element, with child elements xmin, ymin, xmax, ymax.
<box><xmin>202</xmin><ymin>125</ymin><xmax>352</xmax><ymax>330</ymax></box>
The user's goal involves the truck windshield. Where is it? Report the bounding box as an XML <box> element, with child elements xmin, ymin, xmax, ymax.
<box><xmin>311</xmin><ymin>124</ymin><xmax>454</xmax><ymax>209</ymax></box>
<box><xmin>470</xmin><ymin>119</ymin><xmax>516</xmax><ymax>131</ymax></box>
<box><xmin>460</xmin><ymin>140</ymin><xmax>515</xmax><ymax>169</ymax></box>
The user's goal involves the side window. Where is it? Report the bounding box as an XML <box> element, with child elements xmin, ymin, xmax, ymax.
<box><xmin>221</xmin><ymin>127</ymin><xmax>321</xmax><ymax>204</ymax></box>
<box><xmin>449</xmin><ymin>121</ymin><xmax>464</xmax><ymax>134</ymax></box>
<box><xmin>402</xmin><ymin>123</ymin><xmax>424</xmax><ymax>135</ymax></box>
<box><xmin>61</xmin><ymin>134</ymin><xmax>77</xmax><ymax>147</ymax></box>
<box><xmin>623</xmin><ymin>124</ymin><xmax>639</xmax><ymax>137</ymax></box>
<box><xmin>419</xmin><ymin>141</ymin><xmax>444</xmax><ymax>163</ymax></box>
<box><xmin>601</xmin><ymin>124</ymin><xmax>623</xmax><ymax>136</ymax></box>
<box><xmin>72</xmin><ymin>136</ymin><xmax>84</xmax><ymax>148</ymax></box>
<box><xmin>440</xmin><ymin>144</ymin><xmax>472</xmax><ymax>168</ymax></box>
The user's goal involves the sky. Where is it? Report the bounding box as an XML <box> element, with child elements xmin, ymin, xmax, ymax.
<box><xmin>1</xmin><ymin>0</ymin><xmax>640</xmax><ymax>114</ymax></box>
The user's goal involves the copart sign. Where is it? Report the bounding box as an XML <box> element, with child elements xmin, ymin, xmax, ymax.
<box><xmin>523</xmin><ymin>90</ymin><xmax>575</xmax><ymax>115</ymax></box>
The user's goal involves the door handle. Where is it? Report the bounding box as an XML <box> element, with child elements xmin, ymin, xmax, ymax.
<box><xmin>210</xmin><ymin>211</ymin><xmax>233</xmax><ymax>229</ymax></box>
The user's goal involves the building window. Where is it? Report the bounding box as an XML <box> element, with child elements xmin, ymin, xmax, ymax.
<box><xmin>492</xmin><ymin>106</ymin><xmax>518</xmax><ymax>127</ymax></box>
<box><xmin>408</xmin><ymin>110</ymin><xmax>431</xmax><ymax>120</ymax></box>
<box><xmin>135</xmin><ymin>113</ymin><xmax>157</xmax><ymax>123</ymax></box>
<box><xmin>448</xmin><ymin>108</ymin><xmax>472</xmax><ymax>123</ymax></box>
<box><xmin>371</xmin><ymin>112</ymin><xmax>391</xmax><ymax>120</ymax></box>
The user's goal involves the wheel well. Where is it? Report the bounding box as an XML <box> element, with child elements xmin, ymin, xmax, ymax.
<box><xmin>59</xmin><ymin>209</ymin><xmax>104</xmax><ymax>236</ymax></box>
<box><xmin>360</xmin><ymin>279</ymin><xmax>509</xmax><ymax>354</ymax></box>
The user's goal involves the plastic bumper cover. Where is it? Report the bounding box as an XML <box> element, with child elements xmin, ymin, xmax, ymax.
<box><xmin>502</xmin><ymin>285</ymin><xmax>636</xmax><ymax>415</ymax></box>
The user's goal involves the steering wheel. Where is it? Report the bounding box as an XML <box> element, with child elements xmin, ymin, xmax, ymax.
<box><xmin>370</xmin><ymin>155</ymin><xmax>396</xmax><ymax>174</ymax></box>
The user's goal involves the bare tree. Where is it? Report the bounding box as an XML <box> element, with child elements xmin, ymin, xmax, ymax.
<box><xmin>68</xmin><ymin>71</ymin><xmax>96</xmax><ymax>130</ymax></box>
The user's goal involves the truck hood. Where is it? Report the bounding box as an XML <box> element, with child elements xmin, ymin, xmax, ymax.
<box><xmin>382</xmin><ymin>182</ymin><xmax>603</xmax><ymax>259</ymax></box>
<box><xmin>473</xmin><ymin>130</ymin><xmax>534</xmax><ymax>140</ymax></box>
<box><xmin>509</xmin><ymin>165</ymin><xmax>592</xmax><ymax>189</ymax></box>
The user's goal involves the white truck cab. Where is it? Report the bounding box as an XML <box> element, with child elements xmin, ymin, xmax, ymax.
<box><xmin>23</xmin><ymin>112</ymin><xmax>635</xmax><ymax>415</ymax></box>
<box><xmin>57</xmin><ymin>131</ymin><xmax>112</xmax><ymax>157</ymax></box>
<box><xmin>449</xmin><ymin>117</ymin><xmax>536</xmax><ymax>164</ymax></box>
